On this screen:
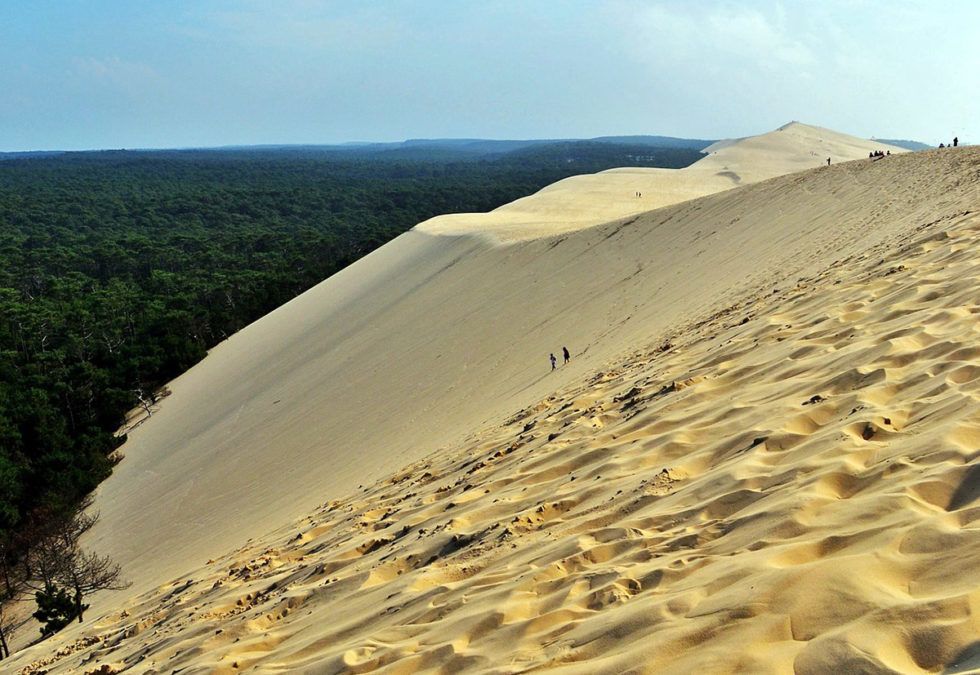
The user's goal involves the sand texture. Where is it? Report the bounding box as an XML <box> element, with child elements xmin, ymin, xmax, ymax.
<box><xmin>7</xmin><ymin>137</ymin><xmax>979</xmax><ymax>673</ymax></box>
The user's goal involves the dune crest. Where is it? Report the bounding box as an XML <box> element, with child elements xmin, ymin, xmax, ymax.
<box><xmin>9</xmin><ymin>145</ymin><xmax>979</xmax><ymax>674</ymax></box>
<box><xmin>417</xmin><ymin>122</ymin><xmax>906</xmax><ymax>240</ymax></box>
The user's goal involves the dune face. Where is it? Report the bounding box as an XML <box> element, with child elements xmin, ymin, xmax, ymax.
<box><xmin>9</xmin><ymin>131</ymin><xmax>979</xmax><ymax>673</ymax></box>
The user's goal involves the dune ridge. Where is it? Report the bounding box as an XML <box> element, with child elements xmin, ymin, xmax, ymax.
<box><xmin>417</xmin><ymin>122</ymin><xmax>906</xmax><ymax>240</ymax></box>
<box><xmin>8</xmin><ymin>145</ymin><xmax>979</xmax><ymax>673</ymax></box>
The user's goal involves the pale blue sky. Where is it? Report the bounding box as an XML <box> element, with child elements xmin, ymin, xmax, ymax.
<box><xmin>1</xmin><ymin>1</ymin><xmax>977</xmax><ymax>151</ymax></box>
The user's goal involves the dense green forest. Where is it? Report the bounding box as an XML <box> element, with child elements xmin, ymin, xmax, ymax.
<box><xmin>0</xmin><ymin>141</ymin><xmax>703</xmax><ymax>549</ymax></box>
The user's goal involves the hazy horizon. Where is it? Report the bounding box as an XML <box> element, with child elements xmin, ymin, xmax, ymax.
<box><xmin>0</xmin><ymin>133</ymin><xmax>713</xmax><ymax>155</ymax></box>
<box><xmin>0</xmin><ymin>128</ymin><xmax>938</xmax><ymax>156</ymax></box>
<box><xmin>3</xmin><ymin>1</ymin><xmax>977</xmax><ymax>152</ymax></box>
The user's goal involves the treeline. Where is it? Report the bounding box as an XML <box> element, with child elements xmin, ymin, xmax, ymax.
<box><xmin>0</xmin><ymin>142</ymin><xmax>702</xmax><ymax>640</ymax></box>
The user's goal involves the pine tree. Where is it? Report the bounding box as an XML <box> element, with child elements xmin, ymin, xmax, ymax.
<box><xmin>32</xmin><ymin>584</ymin><xmax>79</xmax><ymax>637</ymax></box>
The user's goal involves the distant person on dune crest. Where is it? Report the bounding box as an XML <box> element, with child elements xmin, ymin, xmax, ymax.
<box><xmin>563</xmin><ymin>346</ymin><xmax>570</xmax><ymax>364</ymax></box>
<box><xmin>550</xmin><ymin>353</ymin><xmax>557</xmax><ymax>370</ymax></box>
<box><xmin>953</xmin><ymin>137</ymin><xmax>958</xmax><ymax>147</ymax></box>
<box><xmin>826</xmin><ymin>157</ymin><xmax>831</xmax><ymax>166</ymax></box>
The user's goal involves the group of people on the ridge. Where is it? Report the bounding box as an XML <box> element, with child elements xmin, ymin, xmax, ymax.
<box><xmin>869</xmin><ymin>149</ymin><xmax>891</xmax><ymax>158</ymax></box>
<box><xmin>549</xmin><ymin>346</ymin><xmax>571</xmax><ymax>370</ymax></box>
<box><xmin>939</xmin><ymin>137</ymin><xmax>959</xmax><ymax>149</ymax></box>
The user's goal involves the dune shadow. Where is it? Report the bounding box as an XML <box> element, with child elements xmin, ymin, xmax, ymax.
<box><xmin>944</xmin><ymin>640</ymin><xmax>980</xmax><ymax>674</ymax></box>
<box><xmin>946</xmin><ymin>464</ymin><xmax>980</xmax><ymax>511</ymax></box>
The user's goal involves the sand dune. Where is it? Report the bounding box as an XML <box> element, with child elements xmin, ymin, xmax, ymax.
<box><xmin>7</xmin><ymin>134</ymin><xmax>978</xmax><ymax>673</ymax></box>
<box><xmin>63</xmin><ymin>122</ymin><xmax>906</xmax><ymax>610</ymax></box>
<box><xmin>418</xmin><ymin>122</ymin><xmax>905</xmax><ymax>239</ymax></box>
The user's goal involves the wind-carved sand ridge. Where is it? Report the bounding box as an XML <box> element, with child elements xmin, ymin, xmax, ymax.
<box><xmin>8</xmin><ymin>135</ymin><xmax>979</xmax><ymax>673</ymax></box>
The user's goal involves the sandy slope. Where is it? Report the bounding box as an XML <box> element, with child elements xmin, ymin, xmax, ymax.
<box><xmin>50</xmin><ymin>121</ymin><xmax>902</xmax><ymax>610</ymax></box>
<box><xmin>8</xmin><ymin>145</ymin><xmax>978</xmax><ymax>674</ymax></box>
<box><xmin>418</xmin><ymin>122</ymin><xmax>905</xmax><ymax>240</ymax></box>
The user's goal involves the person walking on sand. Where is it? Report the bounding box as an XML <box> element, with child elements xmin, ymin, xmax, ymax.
<box><xmin>550</xmin><ymin>353</ymin><xmax>557</xmax><ymax>370</ymax></box>
<box><xmin>826</xmin><ymin>157</ymin><xmax>831</xmax><ymax>166</ymax></box>
<box><xmin>562</xmin><ymin>346</ymin><xmax>570</xmax><ymax>364</ymax></box>
<box><xmin>953</xmin><ymin>137</ymin><xmax>959</xmax><ymax>147</ymax></box>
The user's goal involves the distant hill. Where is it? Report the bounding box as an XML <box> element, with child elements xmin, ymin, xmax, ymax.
<box><xmin>0</xmin><ymin>150</ymin><xmax>66</xmax><ymax>161</ymax></box>
<box><xmin>874</xmin><ymin>138</ymin><xmax>932</xmax><ymax>151</ymax></box>
<box><xmin>270</xmin><ymin>136</ymin><xmax>714</xmax><ymax>162</ymax></box>
<box><xmin>5</xmin><ymin>135</ymin><xmax>934</xmax><ymax>159</ymax></box>
<box><xmin>591</xmin><ymin>135</ymin><xmax>716</xmax><ymax>149</ymax></box>
<box><xmin>400</xmin><ymin>138</ymin><xmax>549</xmax><ymax>154</ymax></box>
<box><xmin>370</xmin><ymin>135</ymin><xmax>714</xmax><ymax>156</ymax></box>
<box><xmin>496</xmin><ymin>140</ymin><xmax>704</xmax><ymax>169</ymax></box>
<box><xmin>40</xmin><ymin>135</ymin><xmax>714</xmax><ymax>162</ymax></box>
